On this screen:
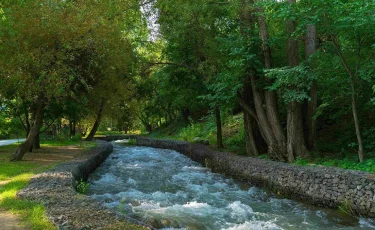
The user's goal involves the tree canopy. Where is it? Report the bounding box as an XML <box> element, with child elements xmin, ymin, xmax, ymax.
<box><xmin>0</xmin><ymin>0</ymin><xmax>375</xmax><ymax>163</ymax></box>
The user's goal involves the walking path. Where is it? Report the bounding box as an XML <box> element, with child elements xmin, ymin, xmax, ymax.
<box><xmin>0</xmin><ymin>139</ymin><xmax>25</xmax><ymax>147</ymax></box>
<box><xmin>0</xmin><ymin>208</ymin><xmax>26</xmax><ymax>230</ymax></box>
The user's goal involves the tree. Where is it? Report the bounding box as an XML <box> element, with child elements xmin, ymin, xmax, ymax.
<box><xmin>0</xmin><ymin>0</ymin><xmax>138</xmax><ymax>160</ymax></box>
<box><xmin>285</xmin><ymin>0</ymin><xmax>310</xmax><ymax>162</ymax></box>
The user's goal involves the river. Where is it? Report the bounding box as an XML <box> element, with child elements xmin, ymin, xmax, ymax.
<box><xmin>88</xmin><ymin>144</ymin><xmax>375</xmax><ymax>230</ymax></box>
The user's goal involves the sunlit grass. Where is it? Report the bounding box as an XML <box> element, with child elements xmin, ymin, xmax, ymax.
<box><xmin>41</xmin><ymin>139</ymin><xmax>97</xmax><ymax>149</ymax></box>
<box><xmin>0</xmin><ymin>141</ymin><xmax>80</xmax><ymax>229</ymax></box>
<box><xmin>0</xmin><ymin>172</ymin><xmax>55</xmax><ymax>230</ymax></box>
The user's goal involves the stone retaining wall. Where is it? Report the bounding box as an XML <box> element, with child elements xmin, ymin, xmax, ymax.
<box><xmin>18</xmin><ymin>141</ymin><xmax>147</xmax><ymax>230</ymax></box>
<box><xmin>136</xmin><ymin>137</ymin><xmax>375</xmax><ymax>217</ymax></box>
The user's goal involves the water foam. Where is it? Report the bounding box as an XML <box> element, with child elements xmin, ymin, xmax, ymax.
<box><xmin>88</xmin><ymin>145</ymin><xmax>371</xmax><ymax>230</ymax></box>
<box><xmin>223</xmin><ymin>220</ymin><xmax>282</xmax><ymax>230</ymax></box>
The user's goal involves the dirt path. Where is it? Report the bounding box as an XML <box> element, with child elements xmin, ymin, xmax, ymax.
<box><xmin>0</xmin><ymin>180</ymin><xmax>27</xmax><ymax>230</ymax></box>
<box><xmin>0</xmin><ymin>209</ymin><xmax>27</xmax><ymax>230</ymax></box>
<box><xmin>0</xmin><ymin>144</ymin><xmax>87</xmax><ymax>230</ymax></box>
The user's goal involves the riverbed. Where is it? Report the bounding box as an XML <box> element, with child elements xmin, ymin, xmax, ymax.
<box><xmin>88</xmin><ymin>144</ymin><xmax>375</xmax><ymax>229</ymax></box>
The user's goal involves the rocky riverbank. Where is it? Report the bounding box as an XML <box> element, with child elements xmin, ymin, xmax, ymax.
<box><xmin>17</xmin><ymin>141</ymin><xmax>147</xmax><ymax>230</ymax></box>
<box><xmin>135</xmin><ymin>136</ymin><xmax>375</xmax><ymax>217</ymax></box>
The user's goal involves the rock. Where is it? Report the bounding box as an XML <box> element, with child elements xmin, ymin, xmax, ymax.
<box><xmin>130</xmin><ymin>200</ymin><xmax>141</xmax><ymax>207</ymax></box>
<box><xmin>147</xmin><ymin>218</ymin><xmax>162</xmax><ymax>228</ymax></box>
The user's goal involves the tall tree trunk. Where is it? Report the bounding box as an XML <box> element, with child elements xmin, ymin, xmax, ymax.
<box><xmin>286</xmin><ymin>0</ymin><xmax>310</xmax><ymax>162</ymax></box>
<box><xmin>182</xmin><ymin>108</ymin><xmax>190</xmax><ymax>124</ymax></box>
<box><xmin>72</xmin><ymin>121</ymin><xmax>76</xmax><ymax>136</ymax></box>
<box><xmin>85</xmin><ymin>99</ymin><xmax>106</xmax><ymax>141</ymax></box>
<box><xmin>303</xmin><ymin>24</ymin><xmax>317</xmax><ymax>151</ymax></box>
<box><xmin>243</xmin><ymin>112</ymin><xmax>258</xmax><ymax>156</ymax></box>
<box><xmin>242</xmin><ymin>75</ymin><xmax>259</xmax><ymax>156</ymax></box>
<box><xmin>239</xmin><ymin>0</ymin><xmax>287</xmax><ymax>161</ymax></box>
<box><xmin>25</xmin><ymin>109</ymin><xmax>31</xmax><ymax>138</ymax></box>
<box><xmin>28</xmin><ymin>107</ymin><xmax>37</xmax><ymax>152</ymax></box>
<box><xmin>287</xmin><ymin>101</ymin><xmax>309</xmax><ymax>161</ymax></box>
<box><xmin>239</xmin><ymin>0</ymin><xmax>260</xmax><ymax>156</ymax></box>
<box><xmin>10</xmin><ymin>103</ymin><xmax>45</xmax><ymax>161</ymax></box>
<box><xmin>351</xmin><ymin>81</ymin><xmax>364</xmax><ymax>162</ymax></box>
<box><xmin>250</xmin><ymin>74</ymin><xmax>287</xmax><ymax>161</ymax></box>
<box><xmin>215</xmin><ymin>105</ymin><xmax>224</xmax><ymax>148</ymax></box>
<box><xmin>258</xmin><ymin>10</ymin><xmax>287</xmax><ymax>158</ymax></box>
<box><xmin>331</xmin><ymin>37</ymin><xmax>364</xmax><ymax>162</ymax></box>
<box><xmin>33</xmin><ymin>134</ymin><xmax>40</xmax><ymax>150</ymax></box>
<box><xmin>69</xmin><ymin>120</ymin><xmax>73</xmax><ymax>138</ymax></box>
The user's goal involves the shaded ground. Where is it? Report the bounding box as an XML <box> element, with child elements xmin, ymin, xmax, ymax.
<box><xmin>0</xmin><ymin>143</ymin><xmax>88</xmax><ymax>230</ymax></box>
<box><xmin>0</xmin><ymin>208</ymin><xmax>27</xmax><ymax>230</ymax></box>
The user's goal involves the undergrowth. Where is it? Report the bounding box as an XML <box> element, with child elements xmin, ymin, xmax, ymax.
<box><xmin>294</xmin><ymin>154</ymin><xmax>375</xmax><ymax>172</ymax></box>
<box><xmin>75</xmin><ymin>179</ymin><xmax>90</xmax><ymax>194</ymax></box>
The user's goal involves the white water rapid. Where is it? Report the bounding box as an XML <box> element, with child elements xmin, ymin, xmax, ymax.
<box><xmin>88</xmin><ymin>144</ymin><xmax>375</xmax><ymax>230</ymax></box>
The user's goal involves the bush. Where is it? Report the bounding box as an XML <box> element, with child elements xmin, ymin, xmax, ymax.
<box><xmin>75</xmin><ymin>179</ymin><xmax>90</xmax><ymax>194</ymax></box>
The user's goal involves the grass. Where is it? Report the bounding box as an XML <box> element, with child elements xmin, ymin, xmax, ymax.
<box><xmin>0</xmin><ymin>144</ymin><xmax>56</xmax><ymax>229</ymax></box>
<box><xmin>0</xmin><ymin>138</ymin><xmax>95</xmax><ymax>229</ymax></box>
<box><xmin>294</xmin><ymin>153</ymin><xmax>375</xmax><ymax>173</ymax></box>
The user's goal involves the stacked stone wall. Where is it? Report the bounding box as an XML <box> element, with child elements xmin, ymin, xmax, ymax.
<box><xmin>136</xmin><ymin>137</ymin><xmax>375</xmax><ymax>217</ymax></box>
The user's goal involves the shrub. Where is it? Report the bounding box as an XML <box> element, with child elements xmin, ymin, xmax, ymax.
<box><xmin>75</xmin><ymin>179</ymin><xmax>90</xmax><ymax>194</ymax></box>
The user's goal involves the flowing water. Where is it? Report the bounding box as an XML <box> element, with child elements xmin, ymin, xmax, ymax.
<box><xmin>88</xmin><ymin>144</ymin><xmax>375</xmax><ymax>230</ymax></box>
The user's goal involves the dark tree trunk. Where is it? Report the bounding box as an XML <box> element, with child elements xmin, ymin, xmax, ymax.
<box><xmin>28</xmin><ymin>108</ymin><xmax>37</xmax><ymax>152</ymax></box>
<box><xmin>182</xmin><ymin>108</ymin><xmax>190</xmax><ymax>124</ymax></box>
<box><xmin>303</xmin><ymin>24</ymin><xmax>317</xmax><ymax>151</ymax></box>
<box><xmin>69</xmin><ymin>120</ymin><xmax>76</xmax><ymax>137</ymax></box>
<box><xmin>351</xmin><ymin>83</ymin><xmax>364</xmax><ymax>162</ymax></box>
<box><xmin>33</xmin><ymin>134</ymin><xmax>40</xmax><ymax>150</ymax></box>
<box><xmin>331</xmin><ymin>35</ymin><xmax>364</xmax><ymax>162</ymax></box>
<box><xmin>146</xmin><ymin>124</ymin><xmax>152</xmax><ymax>132</ymax></box>
<box><xmin>243</xmin><ymin>112</ymin><xmax>258</xmax><ymax>156</ymax></box>
<box><xmin>239</xmin><ymin>0</ymin><xmax>260</xmax><ymax>157</ymax></box>
<box><xmin>25</xmin><ymin>109</ymin><xmax>31</xmax><ymax>138</ymax></box>
<box><xmin>287</xmin><ymin>101</ymin><xmax>309</xmax><ymax>161</ymax></box>
<box><xmin>85</xmin><ymin>99</ymin><xmax>106</xmax><ymax>141</ymax></box>
<box><xmin>10</xmin><ymin>103</ymin><xmax>45</xmax><ymax>161</ymax></box>
<box><xmin>239</xmin><ymin>0</ymin><xmax>287</xmax><ymax>161</ymax></box>
<box><xmin>286</xmin><ymin>0</ymin><xmax>310</xmax><ymax>162</ymax></box>
<box><xmin>69</xmin><ymin>120</ymin><xmax>73</xmax><ymax>138</ymax></box>
<box><xmin>72</xmin><ymin>121</ymin><xmax>76</xmax><ymax>136</ymax></box>
<box><xmin>250</xmin><ymin>74</ymin><xmax>287</xmax><ymax>161</ymax></box>
<box><xmin>57</xmin><ymin>119</ymin><xmax>62</xmax><ymax>137</ymax></box>
<box><xmin>258</xmin><ymin>10</ymin><xmax>287</xmax><ymax>159</ymax></box>
<box><xmin>215</xmin><ymin>105</ymin><xmax>224</xmax><ymax>149</ymax></box>
<box><xmin>242</xmin><ymin>75</ymin><xmax>259</xmax><ymax>156</ymax></box>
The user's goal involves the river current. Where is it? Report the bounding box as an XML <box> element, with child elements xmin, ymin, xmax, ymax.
<box><xmin>88</xmin><ymin>144</ymin><xmax>375</xmax><ymax>230</ymax></box>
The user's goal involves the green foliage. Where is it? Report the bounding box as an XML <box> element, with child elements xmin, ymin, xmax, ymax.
<box><xmin>222</xmin><ymin>115</ymin><xmax>246</xmax><ymax>154</ymax></box>
<box><xmin>75</xmin><ymin>179</ymin><xmax>90</xmax><ymax>194</ymax></box>
<box><xmin>128</xmin><ymin>139</ymin><xmax>137</xmax><ymax>145</ymax></box>
<box><xmin>293</xmin><ymin>157</ymin><xmax>310</xmax><ymax>166</ymax></box>
<box><xmin>178</xmin><ymin>118</ymin><xmax>216</xmax><ymax>144</ymax></box>
<box><xmin>0</xmin><ymin>109</ymin><xmax>24</xmax><ymax>139</ymax></box>
<box><xmin>294</xmin><ymin>153</ymin><xmax>375</xmax><ymax>173</ymax></box>
<box><xmin>266</xmin><ymin>65</ymin><xmax>316</xmax><ymax>103</ymax></box>
<box><xmin>338</xmin><ymin>199</ymin><xmax>356</xmax><ymax>217</ymax></box>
